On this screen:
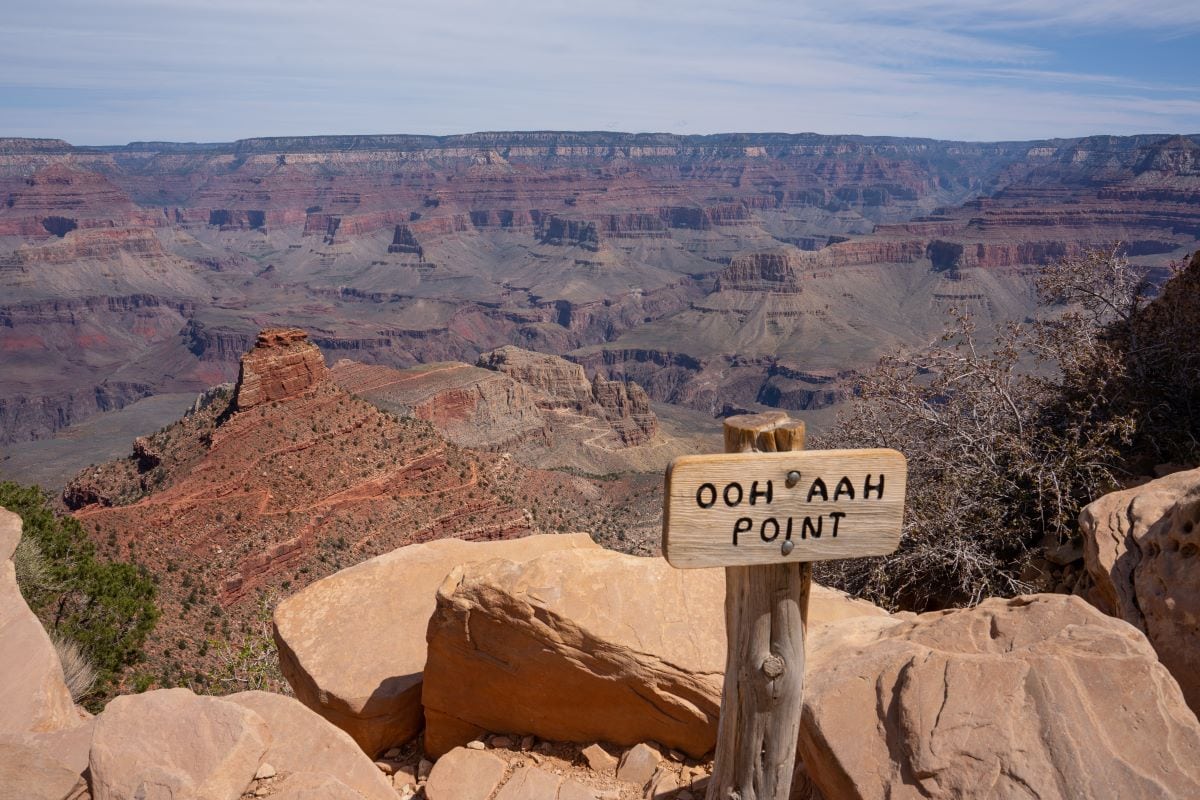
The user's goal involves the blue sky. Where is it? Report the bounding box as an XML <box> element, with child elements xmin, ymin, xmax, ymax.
<box><xmin>1</xmin><ymin>0</ymin><xmax>1198</xmax><ymax>144</ymax></box>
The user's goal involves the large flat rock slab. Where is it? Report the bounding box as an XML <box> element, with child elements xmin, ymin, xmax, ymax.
<box><xmin>798</xmin><ymin>594</ymin><xmax>1200</xmax><ymax>800</ymax></box>
<box><xmin>422</xmin><ymin>547</ymin><xmax>887</xmax><ymax>758</ymax></box>
<box><xmin>273</xmin><ymin>533</ymin><xmax>598</xmax><ymax>756</ymax></box>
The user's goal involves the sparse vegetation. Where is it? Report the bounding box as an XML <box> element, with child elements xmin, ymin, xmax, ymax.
<box><xmin>2</xmin><ymin>481</ymin><xmax>159</xmax><ymax>706</ymax></box>
<box><xmin>816</xmin><ymin>248</ymin><xmax>1197</xmax><ymax>611</ymax></box>
<box><xmin>51</xmin><ymin>633</ymin><xmax>97</xmax><ymax>701</ymax></box>
<box><xmin>212</xmin><ymin>592</ymin><xmax>291</xmax><ymax>695</ymax></box>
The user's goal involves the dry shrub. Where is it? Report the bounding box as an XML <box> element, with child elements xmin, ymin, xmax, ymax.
<box><xmin>12</xmin><ymin>535</ymin><xmax>55</xmax><ymax>599</ymax></box>
<box><xmin>814</xmin><ymin>247</ymin><xmax>1166</xmax><ymax>610</ymax></box>
<box><xmin>51</xmin><ymin>633</ymin><xmax>97</xmax><ymax>702</ymax></box>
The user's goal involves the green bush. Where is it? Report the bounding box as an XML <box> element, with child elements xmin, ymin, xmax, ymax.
<box><xmin>1</xmin><ymin>482</ymin><xmax>158</xmax><ymax>702</ymax></box>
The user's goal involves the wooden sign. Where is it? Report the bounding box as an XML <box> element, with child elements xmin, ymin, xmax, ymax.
<box><xmin>663</xmin><ymin>447</ymin><xmax>907</xmax><ymax>568</ymax></box>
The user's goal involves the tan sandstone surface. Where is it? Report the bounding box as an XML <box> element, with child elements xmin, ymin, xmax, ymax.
<box><xmin>798</xmin><ymin>594</ymin><xmax>1200</xmax><ymax>800</ymax></box>
<box><xmin>0</xmin><ymin>507</ymin><xmax>81</xmax><ymax>737</ymax></box>
<box><xmin>422</xmin><ymin>547</ymin><xmax>886</xmax><ymax>759</ymax></box>
<box><xmin>224</xmin><ymin>691</ymin><xmax>396</xmax><ymax>800</ymax></box>
<box><xmin>89</xmin><ymin>688</ymin><xmax>272</xmax><ymax>800</ymax></box>
<box><xmin>1080</xmin><ymin>466</ymin><xmax>1200</xmax><ymax>714</ymax></box>
<box><xmin>273</xmin><ymin>533</ymin><xmax>599</xmax><ymax>757</ymax></box>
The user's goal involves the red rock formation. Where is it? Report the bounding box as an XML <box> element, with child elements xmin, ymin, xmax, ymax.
<box><xmin>234</xmin><ymin>328</ymin><xmax>328</xmax><ymax>410</ymax></box>
<box><xmin>62</xmin><ymin>336</ymin><xmax>553</xmax><ymax>688</ymax></box>
<box><xmin>0</xmin><ymin>164</ymin><xmax>160</xmax><ymax>237</ymax></box>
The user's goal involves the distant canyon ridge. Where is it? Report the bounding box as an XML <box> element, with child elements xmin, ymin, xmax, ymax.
<box><xmin>1</xmin><ymin>130</ymin><xmax>1198</xmax><ymax>461</ymax></box>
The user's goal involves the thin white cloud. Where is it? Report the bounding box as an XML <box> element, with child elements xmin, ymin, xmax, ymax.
<box><xmin>0</xmin><ymin>0</ymin><xmax>1197</xmax><ymax>142</ymax></box>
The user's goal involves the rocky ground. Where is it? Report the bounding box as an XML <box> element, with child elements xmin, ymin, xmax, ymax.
<box><xmin>345</xmin><ymin>736</ymin><xmax>712</xmax><ymax>800</ymax></box>
<box><xmin>6</xmin><ymin>463</ymin><xmax>1200</xmax><ymax>798</ymax></box>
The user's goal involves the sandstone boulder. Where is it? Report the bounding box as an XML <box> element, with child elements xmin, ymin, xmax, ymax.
<box><xmin>493</xmin><ymin>764</ymin><xmax>566</xmax><ymax>800</ymax></box>
<box><xmin>0</xmin><ymin>736</ymin><xmax>88</xmax><ymax>800</ymax></box>
<box><xmin>424</xmin><ymin>747</ymin><xmax>507</xmax><ymax>800</ymax></box>
<box><xmin>89</xmin><ymin>688</ymin><xmax>270</xmax><ymax>800</ymax></box>
<box><xmin>422</xmin><ymin>548</ymin><xmax>886</xmax><ymax>758</ymax></box>
<box><xmin>1</xmin><ymin>719</ymin><xmax>98</xmax><ymax>800</ymax></box>
<box><xmin>225</xmin><ymin>691</ymin><xmax>394</xmax><ymax>800</ymax></box>
<box><xmin>235</xmin><ymin>328</ymin><xmax>327</xmax><ymax>410</ymax></box>
<box><xmin>0</xmin><ymin>507</ymin><xmax>80</xmax><ymax>736</ymax></box>
<box><xmin>1080</xmin><ymin>467</ymin><xmax>1200</xmax><ymax>713</ymax></box>
<box><xmin>273</xmin><ymin>533</ymin><xmax>598</xmax><ymax>756</ymax></box>
<box><xmin>798</xmin><ymin>594</ymin><xmax>1200</xmax><ymax>800</ymax></box>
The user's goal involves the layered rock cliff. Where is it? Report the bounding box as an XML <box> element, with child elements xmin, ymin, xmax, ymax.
<box><xmin>2</xmin><ymin>131</ymin><xmax>1198</xmax><ymax>447</ymax></box>
<box><xmin>234</xmin><ymin>328</ymin><xmax>328</xmax><ymax>410</ymax></box>
<box><xmin>478</xmin><ymin>346</ymin><xmax>659</xmax><ymax>446</ymax></box>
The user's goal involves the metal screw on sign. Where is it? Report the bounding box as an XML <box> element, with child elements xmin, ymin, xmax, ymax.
<box><xmin>661</xmin><ymin>411</ymin><xmax>907</xmax><ymax>800</ymax></box>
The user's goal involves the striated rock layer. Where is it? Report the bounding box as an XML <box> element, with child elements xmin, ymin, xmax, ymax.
<box><xmin>479</xmin><ymin>346</ymin><xmax>658</xmax><ymax>445</ymax></box>
<box><xmin>235</xmin><ymin>327</ymin><xmax>328</xmax><ymax>410</ymax></box>
<box><xmin>3</xmin><ymin>132</ymin><xmax>1199</xmax><ymax>446</ymax></box>
<box><xmin>331</xmin><ymin>347</ymin><xmax>675</xmax><ymax>475</ymax></box>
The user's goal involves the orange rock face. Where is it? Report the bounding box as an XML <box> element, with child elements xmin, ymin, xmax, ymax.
<box><xmin>272</xmin><ymin>534</ymin><xmax>598</xmax><ymax>756</ymax></box>
<box><xmin>421</xmin><ymin>548</ymin><xmax>886</xmax><ymax>759</ymax></box>
<box><xmin>235</xmin><ymin>328</ymin><xmax>328</xmax><ymax>410</ymax></box>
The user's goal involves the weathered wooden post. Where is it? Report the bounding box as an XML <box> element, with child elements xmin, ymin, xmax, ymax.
<box><xmin>662</xmin><ymin>411</ymin><xmax>906</xmax><ymax>800</ymax></box>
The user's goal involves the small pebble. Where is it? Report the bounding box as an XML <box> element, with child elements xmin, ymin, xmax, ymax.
<box><xmin>467</xmin><ymin>740</ymin><xmax>486</xmax><ymax>751</ymax></box>
<box><xmin>373</xmin><ymin>760</ymin><xmax>395</xmax><ymax>775</ymax></box>
<box><xmin>490</xmin><ymin>735</ymin><xmax>513</xmax><ymax>749</ymax></box>
<box><xmin>254</xmin><ymin>763</ymin><xmax>277</xmax><ymax>780</ymax></box>
<box><xmin>520</xmin><ymin>735</ymin><xmax>535</xmax><ymax>751</ymax></box>
<box><xmin>393</xmin><ymin>765</ymin><xmax>418</xmax><ymax>787</ymax></box>
<box><xmin>384</xmin><ymin>747</ymin><xmax>402</xmax><ymax>759</ymax></box>
<box><xmin>417</xmin><ymin>758</ymin><xmax>433</xmax><ymax>779</ymax></box>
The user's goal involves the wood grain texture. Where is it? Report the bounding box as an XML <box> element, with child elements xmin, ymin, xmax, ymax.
<box><xmin>663</xmin><ymin>448</ymin><xmax>907</xmax><ymax>568</ymax></box>
<box><xmin>706</xmin><ymin>413</ymin><xmax>810</xmax><ymax>800</ymax></box>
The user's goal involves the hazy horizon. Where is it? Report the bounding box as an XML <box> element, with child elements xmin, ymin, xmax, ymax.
<box><xmin>11</xmin><ymin>127</ymin><xmax>1200</xmax><ymax>150</ymax></box>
